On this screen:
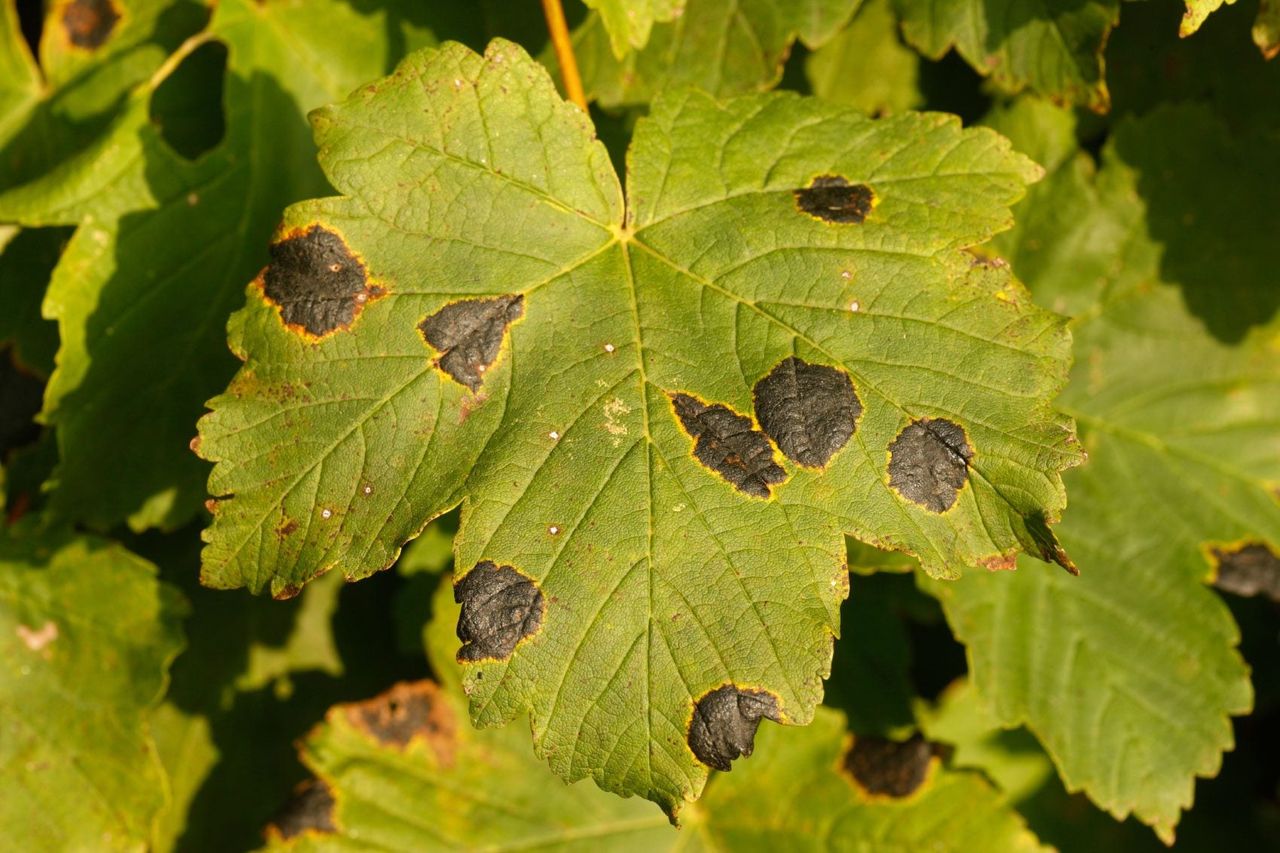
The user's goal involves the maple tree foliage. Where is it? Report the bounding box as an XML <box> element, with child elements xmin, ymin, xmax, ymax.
<box><xmin>0</xmin><ymin>0</ymin><xmax>1276</xmax><ymax>850</ymax></box>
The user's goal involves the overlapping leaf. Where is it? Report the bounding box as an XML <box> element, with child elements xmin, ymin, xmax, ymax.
<box><xmin>267</xmin><ymin>578</ymin><xmax>1046</xmax><ymax>852</ymax></box>
<box><xmin>0</xmin><ymin>0</ymin><xmax>448</xmax><ymax>530</ymax></box>
<box><xmin>0</xmin><ymin>0</ymin><xmax>208</xmax><ymax>187</ymax></box>
<box><xmin>805</xmin><ymin>0</ymin><xmax>923</xmax><ymax>117</ymax></box>
<box><xmin>569</xmin><ymin>0</ymin><xmax>862</xmax><ymax>107</ymax></box>
<box><xmin>197</xmin><ymin>38</ymin><xmax>1079</xmax><ymax>809</ymax></box>
<box><xmin>894</xmin><ymin>0</ymin><xmax>1119</xmax><ymax>111</ymax></box>
<box><xmin>0</xmin><ymin>527</ymin><xmax>186</xmax><ymax>850</ymax></box>
<box><xmin>926</xmin><ymin>99</ymin><xmax>1271</xmax><ymax>842</ymax></box>
<box><xmin>587</xmin><ymin>0</ymin><xmax>686</xmax><ymax>57</ymax></box>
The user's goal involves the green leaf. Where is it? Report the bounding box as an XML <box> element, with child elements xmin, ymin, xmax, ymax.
<box><xmin>267</xmin><ymin>575</ymin><xmax>1045</xmax><ymax>851</ymax></box>
<box><xmin>919</xmin><ymin>679</ymin><xmax>1173</xmax><ymax>853</ymax></box>
<box><xmin>893</xmin><ymin>0</ymin><xmax>1119</xmax><ymax>111</ymax></box>
<box><xmin>1257</xmin><ymin>0</ymin><xmax>1280</xmax><ymax>56</ymax></box>
<box><xmin>1181</xmin><ymin>0</ymin><xmax>1235</xmax><ymax>35</ymax></box>
<box><xmin>274</xmin><ymin>692</ymin><xmax>1049</xmax><ymax>851</ymax></box>
<box><xmin>571</xmin><ymin>0</ymin><xmax>863</xmax><ymax>107</ymax></box>
<box><xmin>691</xmin><ymin>708</ymin><xmax>1047</xmax><ymax>851</ymax></box>
<box><xmin>0</xmin><ymin>527</ymin><xmax>186</xmax><ymax>851</ymax></box>
<box><xmin>587</xmin><ymin>0</ymin><xmax>686</xmax><ymax>57</ymax></box>
<box><xmin>0</xmin><ymin>0</ymin><xmax>208</xmax><ymax>187</ymax></box>
<box><xmin>0</xmin><ymin>0</ymin><xmax>448</xmax><ymax>530</ymax></box>
<box><xmin>0</xmin><ymin>0</ymin><xmax>41</xmax><ymax>146</ymax></box>
<box><xmin>198</xmin><ymin>39</ymin><xmax>1080</xmax><ymax>809</ymax></box>
<box><xmin>805</xmin><ymin>0</ymin><xmax>923</xmax><ymax>116</ymax></box>
<box><xmin>928</xmin><ymin>99</ymin><xmax>1271</xmax><ymax>842</ymax></box>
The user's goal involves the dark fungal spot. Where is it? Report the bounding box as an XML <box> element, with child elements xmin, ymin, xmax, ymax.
<box><xmin>887</xmin><ymin>418</ymin><xmax>973</xmax><ymax>512</ymax></box>
<box><xmin>671</xmin><ymin>393</ymin><xmax>787</xmax><ymax>498</ymax></box>
<box><xmin>419</xmin><ymin>295</ymin><xmax>524</xmax><ymax>391</ymax></box>
<box><xmin>262</xmin><ymin>226</ymin><xmax>376</xmax><ymax>338</ymax></box>
<box><xmin>455</xmin><ymin>561</ymin><xmax>544</xmax><ymax>662</ymax></box>
<box><xmin>267</xmin><ymin>779</ymin><xmax>335</xmax><ymax>840</ymax></box>
<box><xmin>687</xmin><ymin>686</ymin><xmax>780</xmax><ymax>771</ymax></box>
<box><xmin>344</xmin><ymin>681</ymin><xmax>456</xmax><ymax>756</ymax></box>
<box><xmin>753</xmin><ymin>356</ymin><xmax>861</xmax><ymax>468</ymax></box>
<box><xmin>62</xmin><ymin>0</ymin><xmax>119</xmax><ymax>49</ymax></box>
<box><xmin>845</xmin><ymin>734</ymin><xmax>937</xmax><ymax>798</ymax></box>
<box><xmin>794</xmin><ymin>175</ymin><xmax>875</xmax><ymax>224</ymax></box>
<box><xmin>1210</xmin><ymin>542</ymin><xmax>1280</xmax><ymax>603</ymax></box>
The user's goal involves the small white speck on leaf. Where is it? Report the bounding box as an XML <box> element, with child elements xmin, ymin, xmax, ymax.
<box><xmin>549</xmin><ymin>430</ymin><xmax>560</xmax><ymax>440</ymax></box>
<box><xmin>548</xmin><ymin>525</ymin><xmax>560</xmax><ymax>535</ymax></box>
<box><xmin>849</xmin><ymin>300</ymin><xmax>860</xmax><ymax>312</ymax></box>
<box><xmin>603</xmin><ymin>343</ymin><xmax>615</xmax><ymax>353</ymax></box>
<box><xmin>321</xmin><ymin>508</ymin><xmax>332</xmax><ymax>519</ymax></box>
<box><xmin>840</xmin><ymin>270</ymin><xmax>852</xmax><ymax>280</ymax></box>
<box><xmin>362</xmin><ymin>485</ymin><xmax>373</xmax><ymax>495</ymax></box>
<box><xmin>17</xmin><ymin>621</ymin><xmax>58</xmax><ymax>652</ymax></box>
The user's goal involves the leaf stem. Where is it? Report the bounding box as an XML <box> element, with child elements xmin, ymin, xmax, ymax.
<box><xmin>541</xmin><ymin>0</ymin><xmax>588</xmax><ymax>112</ymax></box>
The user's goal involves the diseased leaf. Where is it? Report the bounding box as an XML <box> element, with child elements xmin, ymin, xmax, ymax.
<box><xmin>928</xmin><ymin>99</ymin><xmax>1271</xmax><ymax>842</ymax></box>
<box><xmin>1176</xmin><ymin>0</ymin><xmax>1277</xmax><ymax>48</ymax></box>
<box><xmin>805</xmin><ymin>0</ymin><xmax>923</xmax><ymax>116</ymax></box>
<box><xmin>0</xmin><ymin>527</ymin><xmax>186</xmax><ymax>851</ymax></box>
<box><xmin>919</xmin><ymin>679</ymin><xmax>1175</xmax><ymax>853</ymax></box>
<box><xmin>0</xmin><ymin>0</ymin><xmax>208</xmax><ymax>188</ymax></box>
<box><xmin>894</xmin><ymin>0</ymin><xmax>1119</xmax><ymax>111</ymax></box>
<box><xmin>570</xmin><ymin>0</ymin><xmax>863</xmax><ymax>107</ymax></box>
<box><xmin>586</xmin><ymin>0</ymin><xmax>685</xmax><ymax>57</ymax></box>
<box><xmin>197</xmin><ymin>39</ymin><xmax>1080</xmax><ymax>809</ymax></box>
<box><xmin>0</xmin><ymin>0</ymin><xmax>448</xmax><ymax>530</ymax></box>
<box><xmin>268</xmin><ymin>577</ymin><xmax>1046</xmax><ymax>851</ymax></box>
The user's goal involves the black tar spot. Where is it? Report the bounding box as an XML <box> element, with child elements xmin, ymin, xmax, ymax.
<box><xmin>1211</xmin><ymin>542</ymin><xmax>1280</xmax><ymax>603</ymax></box>
<box><xmin>671</xmin><ymin>393</ymin><xmax>787</xmax><ymax>498</ymax></box>
<box><xmin>268</xmin><ymin>779</ymin><xmax>335</xmax><ymax>840</ymax></box>
<box><xmin>62</xmin><ymin>0</ymin><xmax>119</xmax><ymax>49</ymax></box>
<box><xmin>887</xmin><ymin>418</ymin><xmax>972</xmax><ymax>512</ymax></box>
<box><xmin>455</xmin><ymin>561</ymin><xmax>544</xmax><ymax>662</ymax></box>
<box><xmin>753</xmin><ymin>356</ymin><xmax>861</xmax><ymax>468</ymax></box>
<box><xmin>419</xmin><ymin>295</ymin><xmax>524</xmax><ymax>391</ymax></box>
<box><xmin>263</xmin><ymin>227</ymin><xmax>373</xmax><ymax>337</ymax></box>
<box><xmin>845</xmin><ymin>734</ymin><xmax>936</xmax><ymax>797</ymax></box>
<box><xmin>688</xmin><ymin>686</ymin><xmax>780</xmax><ymax>771</ymax></box>
<box><xmin>794</xmin><ymin>175</ymin><xmax>875</xmax><ymax>224</ymax></box>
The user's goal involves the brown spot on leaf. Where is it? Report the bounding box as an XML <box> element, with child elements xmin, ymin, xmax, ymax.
<box><xmin>845</xmin><ymin>734</ymin><xmax>937</xmax><ymax>798</ymax></box>
<box><xmin>455</xmin><ymin>561</ymin><xmax>544</xmax><ymax>662</ymax></box>
<box><xmin>753</xmin><ymin>356</ymin><xmax>861</xmax><ymax>468</ymax></box>
<box><xmin>688</xmin><ymin>686</ymin><xmax>781</xmax><ymax>771</ymax></box>
<box><xmin>275</xmin><ymin>518</ymin><xmax>299</xmax><ymax>540</ymax></box>
<box><xmin>671</xmin><ymin>393</ymin><xmax>787</xmax><ymax>498</ymax></box>
<box><xmin>62</xmin><ymin>0</ymin><xmax>119</xmax><ymax>49</ymax></box>
<box><xmin>266</xmin><ymin>779</ymin><xmax>335</xmax><ymax>841</ymax></box>
<box><xmin>795</xmin><ymin>175</ymin><xmax>875</xmax><ymax>224</ymax></box>
<box><xmin>887</xmin><ymin>418</ymin><xmax>972</xmax><ymax>512</ymax></box>
<box><xmin>980</xmin><ymin>552</ymin><xmax>1017</xmax><ymax>572</ymax></box>
<box><xmin>344</xmin><ymin>681</ymin><xmax>456</xmax><ymax>762</ymax></box>
<box><xmin>419</xmin><ymin>295</ymin><xmax>524</xmax><ymax>391</ymax></box>
<box><xmin>273</xmin><ymin>584</ymin><xmax>301</xmax><ymax>601</ymax></box>
<box><xmin>1209</xmin><ymin>542</ymin><xmax>1280</xmax><ymax>603</ymax></box>
<box><xmin>261</xmin><ymin>226</ymin><xmax>380</xmax><ymax>339</ymax></box>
